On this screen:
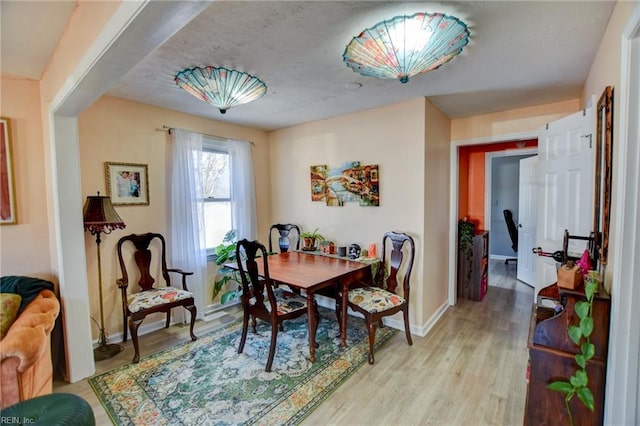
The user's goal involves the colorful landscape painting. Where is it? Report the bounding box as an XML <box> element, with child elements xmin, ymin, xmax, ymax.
<box><xmin>309</xmin><ymin>161</ymin><xmax>379</xmax><ymax>206</ymax></box>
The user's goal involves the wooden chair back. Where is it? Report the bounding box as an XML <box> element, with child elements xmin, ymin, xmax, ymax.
<box><xmin>379</xmin><ymin>231</ymin><xmax>415</xmax><ymax>303</ymax></box>
<box><xmin>236</xmin><ymin>239</ymin><xmax>277</xmax><ymax>314</ymax></box>
<box><xmin>268</xmin><ymin>224</ymin><xmax>301</xmax><ymax>253</ymax></box>
<box><xmin>117</xmin><ymin>232</ymin><xmax>170</xmax><ymax>292</ymax></box>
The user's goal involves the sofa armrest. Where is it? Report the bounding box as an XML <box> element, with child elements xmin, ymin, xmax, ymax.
<box><xmin>1</xmin><ymin>290</ymin><xmax>59</xmax><ymax>370</ymax></box>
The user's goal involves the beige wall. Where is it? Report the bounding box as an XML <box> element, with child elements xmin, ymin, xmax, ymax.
<box><xmin>581</xmin><ymin>0</ymin><xmax>636</xmax><ymax>290</ymax></box>
<box><xmin>451</xmin><ymin>99</ymin><xmax>580</xmax><ymax>141</ymax></box>
<box><xmin>78</xmin><ymin>95</ymin><xmax>270</xmax><ymax>338</ymax></box>
<box><xmin>423</xmin><ymin>99</ymin><xmax>451</xmax><ymax>324</ymax></box>
<box><xmin>269</xmin><ymin>98</ymin><xmax>436</xmax><ymax>328</ymax></box>
<box><xmin>0</xmin><ymin>76</ymin><xmax>52</xmax><ymax>278</ymax></box>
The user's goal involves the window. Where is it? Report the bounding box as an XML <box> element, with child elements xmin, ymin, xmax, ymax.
<box><xmin>202</xmin><ymin>146</ymin><xmax>232</xmax><ymax>251</ymax></box>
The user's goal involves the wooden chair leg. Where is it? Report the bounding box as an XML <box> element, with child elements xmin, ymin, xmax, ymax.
<box><xmin>129</xmin><ymin>318</ymin><xmax>143</xmax><ymax>363</ymax></box>
<box><xmin>314</xmin><ymin>301</ymin><xmax>320</xmax><ymax>347</ymax></box>
<box><xmin>366</xmin><ymin>320</ymin><xmax>377</xmax><ymax>365</ymax></box>
<box><xmin>122</xmin><ymin>316</ymin><xmax>129</xmax><ymax>343</ymax></box>
<box><xmin>251</xmin><ymin>315</ymin><xmax>257</xmax><ymax>333</ymax></box>
<box><xmin>266</xmin><ymin>322</ymin><xmax>279</xmax><ymax>372</ymax></box>
<box><xmin>186</xmin><ymin>304</ymin><xmax>197</xmax><ymax>341</ymax></box>
<box><xmin>403</xmin><ymin>307</ymin><xmax>413</xmax><ymax>346</ymax></box>
<box><xmin>238</xmin><ymin>310</ymin><xmax>249</xmax><ymax>354</ymax></box>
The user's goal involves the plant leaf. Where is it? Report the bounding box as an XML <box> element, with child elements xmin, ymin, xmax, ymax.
<box><xmin>581</xmin><ymin>317</ymin><xmax>594</xmax><ymax>337</ymax></box>
<box><xmin>585</xmin><ymin>280</ymin><xmax>598</xmax><ymax>300</ymax></box>
<box><xmin>575</xmin><ymin>354</ymin><xmax>586</xmax><ymax>369</ymax></box>
<box><xmin>571</xmin><ymin>369</ymin><xmax>588</xmax><ymax>387</ymax></box>
<box><xmin>547</xmin><ymin>381</ymin><xmax>573</xmax><ymax>394</ymax></box>
<box><xmin>568</xmin><ymin>325</ymin><xmax>583</xmax><ymax>345</ymax></box>
<box><xmin>575</xmin><ymin>301</ymin><xmax>590</xmax><ymax>319</ymax></box>
<box><xmin>577</xmin><ymin>387</ymin><xmax>595</xmax><ymax>411</ymax></box>
<box><xmin>220</xmin><ymin>291</ymin><xmax>238</xmax><ymax>304</ymax></box>
<box><xmin>581</xmin><ymin>342</ymin><xmax>595</xmax><ymax>360</ymax></box>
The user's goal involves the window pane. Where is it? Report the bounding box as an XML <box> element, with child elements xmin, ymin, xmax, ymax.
<box><xmin>204</xmin><ymin>201</ymin><xmax>232</xmax><ymax>249</ymax></box>
<box><xmin>202</xmin><ymin>151</ymin><xmax>230</xmax><ymax>199</ymax></box>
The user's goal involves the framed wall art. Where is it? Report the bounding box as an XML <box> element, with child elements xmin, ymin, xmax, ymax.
<box><xmin>105</xmin><ymin>162</ymin><xmax>149</xmax><ymax>206</ymax></box>
<box><xmin>0</xmin><ymin>117</ymin><xmax>16</xmax><ymax>225</ymax></box>
<box><xmin>310</xmin><ymin>161</ymin><xmax>379</xmax><ymax>206</ymax></box>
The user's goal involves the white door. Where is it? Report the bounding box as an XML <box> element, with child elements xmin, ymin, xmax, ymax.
<box><xmin>535</xmin><ymin>108</ymin><xmax>594</xmax><ymax>298</ymax></box>
<box><xmin>517</xmin><ymin>156</ymin><xmax>537</xmax><ymax>285</ymax></box>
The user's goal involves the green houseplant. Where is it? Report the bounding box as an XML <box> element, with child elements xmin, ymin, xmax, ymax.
<box><xmin>547</xmin><ymin>278</ymin><xmax>599</xmax><ymax>426</ymax></box>
<box><xmin>212</xmin><ymin>230</ymin><xmax>242</xmax><ymax>304</ymax></box>
<box><xmin>300</xmin><ymin>228</ymin><xmax>324</xmax><ymax>251</ymax></box>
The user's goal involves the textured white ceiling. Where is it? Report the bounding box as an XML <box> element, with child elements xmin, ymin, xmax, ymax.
<box><xmin>2</xmin><ymin>1</ymin><xmax>615</xmax><ymax>131</ymax></box>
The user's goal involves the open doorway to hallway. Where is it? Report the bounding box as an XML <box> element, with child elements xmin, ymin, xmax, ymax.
<box><xmin>456</xmin><ymin>139</ymin><xmax>538</xmax><ymax>298</ymax></box>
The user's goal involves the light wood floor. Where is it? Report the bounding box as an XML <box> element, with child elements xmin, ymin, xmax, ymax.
<box><xmin>54</xmin><ymin>260</ymin><xmax>533</xmax><ymax>425</ymax></box>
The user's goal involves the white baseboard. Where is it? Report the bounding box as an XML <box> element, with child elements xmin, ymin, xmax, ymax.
<box><xmin>317</xmin><ymin>294</ymin><xmax>448</xmax><ymax>339</ymax></box>
<box><xmin>103</xmin><ymin>295</ymin><xmax>450</xmax><ymax>346</ymax></box>
<box><xmin>386</xmin><ymin>300</ymin><xmax>449</xmax><ymax>337</ymax></box>
<box><xmin>490</xmin><ymin>254</ymin><xmax>510</xmax><ymax>260</ymax></box>
<box><xmin>94</xmin><ymin>302</ymin><xmax>241</xmax><ymax>346</ymax></box>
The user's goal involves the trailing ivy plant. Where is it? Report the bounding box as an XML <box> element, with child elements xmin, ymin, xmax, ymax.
<box><xmin>212</xmin><ymin>230</ymin><xmax>242</xmax><ymax>304</ymax></box>
<box><xmin>547</xmin><ymin>279</ymin><xmax>599</xmax><ymax>426</ymax></box>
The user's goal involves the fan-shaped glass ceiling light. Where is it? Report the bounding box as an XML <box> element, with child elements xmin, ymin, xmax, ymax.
<box><xmin>343</xmin><ymin>12</ymin><xmax>470</xmax><ymax>84</ymax></box>
<box><xmin>175</xmin><ymin>66</ymin><xmax>267</xmax><ymax>114</ymax></box>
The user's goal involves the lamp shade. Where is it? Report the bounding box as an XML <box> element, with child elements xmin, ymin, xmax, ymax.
<box><xmin>343</xmin><ymin>12</ymin><xmax>470</xmax><ymax>83</ymax></box>
<box><xmin>175</xmin><ymin>66</ymin><xmax>267</xmax><ymax>114</ymax></box>
<box><xmin>83</xmin><ymin>194</ymin><xmax>126</xmax><ymax>235</ymax></box>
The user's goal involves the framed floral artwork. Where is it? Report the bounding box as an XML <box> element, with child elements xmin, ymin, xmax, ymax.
<box><xmin>1</xmin><ymin>117</ymin><xmax>16</xmax><ymax>225</ymax></box>
<box><xmin>105</xmin><ymin>162</ymin><xmax>149</xmax><ymax>206</ymax></box>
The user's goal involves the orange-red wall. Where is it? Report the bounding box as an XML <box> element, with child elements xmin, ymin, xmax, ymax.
<box><xmin>458</xmin><ymin>139</ymin><xmax>538</xmax><ymax>230</ymax></box>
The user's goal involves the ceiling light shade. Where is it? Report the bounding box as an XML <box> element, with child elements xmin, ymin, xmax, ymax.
<box><xmin>343</xmin><ymin>12</ymin><xmax>470</xmax><ymax>84</ymax></box>
<box><xmin>175</xmin><ymin>66</ymin><xmax>267</xmax><ymax>114</ymax></box>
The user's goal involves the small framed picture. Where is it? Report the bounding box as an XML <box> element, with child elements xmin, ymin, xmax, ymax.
<box><xmin>1</xmin><ymin>117</ymin><xmax>17</xmax><ymax>224</ymax></box>
<box><xmin>105</xmin><ymin>162</ymin><xmax>149</xmax><ymax>206</ymax></box>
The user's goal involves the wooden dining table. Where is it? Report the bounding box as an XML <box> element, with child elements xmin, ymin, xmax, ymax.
<box><xmin>226</xmin><ymin>251</ymin><xmax>374</xmax><ymax>362</ymax></box>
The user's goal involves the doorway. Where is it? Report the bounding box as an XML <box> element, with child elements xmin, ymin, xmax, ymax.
<box><xmin>453</xmin><ymin>139</ymin><xmax>538</xmax><ymax>300</ymax></box>
<box><xmin>485</xmin><ymin>149</ymin><xmax>537</xmax><ymax>266</ymax></box>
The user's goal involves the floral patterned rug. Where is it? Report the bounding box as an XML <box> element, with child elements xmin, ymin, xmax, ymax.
<box><xmin>89</xmin><ymin>308</ymin><xmax>396</xmax><ymax>425</ymax></box>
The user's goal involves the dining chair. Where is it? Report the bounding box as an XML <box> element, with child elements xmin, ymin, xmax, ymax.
<box><xmin>347</xmin><ymin>231</ymin><xmax>415</xmax><ymax>364</ymax></box>
<box><xmin>235</xmin><ymin>239</ymin><xmax>318</xmax><ymax>372</ymax></box>
<box><xmin>268</xmin><ymin>223</ymin><xmax>301</xmax><ymax>253</ymax></box>
<box><xmin>116</xmin><ymin>233</ymin><xmax>197</xmax><ymax>363</ymax></box>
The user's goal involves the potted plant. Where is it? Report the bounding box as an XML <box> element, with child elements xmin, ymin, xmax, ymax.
<box><xmin>212</xmin><ymin>230</ymin><xmax>242</xmax><ymax>304</ymax></box>
<box><xmin>300</xmin><ymin>228</ymin><xmax>324</xmax><ymax>251</ymax></box>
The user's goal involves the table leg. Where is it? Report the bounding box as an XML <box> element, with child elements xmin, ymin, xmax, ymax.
<box><xmin>307</xmin><ymin>290</ymin><xmax>317</xmax><ymax>362</ymax></box>
<box><xmin>341</xmin><ymin>281</ymin><xmax>349</xmax><ymax>347</ymax></box>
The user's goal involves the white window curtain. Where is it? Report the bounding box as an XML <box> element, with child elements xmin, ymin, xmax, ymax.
<box><xmin>170</xmin><ymin>128</ymin><xmax>206</xmax><ymax>319</ymax></box>
<box><xmin>228</xmin><ymin>139</ymin><xmax>258</xmax><ymax>241</ymax></box>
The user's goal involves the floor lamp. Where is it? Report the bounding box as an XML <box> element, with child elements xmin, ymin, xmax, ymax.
<box><xmin>83</xmin><ymin>192</ymin><xmax>126</xmax><ymax>361</ymax></box>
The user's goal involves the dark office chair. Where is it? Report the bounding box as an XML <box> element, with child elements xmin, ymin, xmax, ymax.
<box><xmin>503</xmin><ymin>209</ymin><xmax>518</xmax><ymax>265</ymax></box>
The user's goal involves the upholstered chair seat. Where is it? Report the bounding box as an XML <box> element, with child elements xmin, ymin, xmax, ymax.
<box><xmin>127</xmin><ymin>288</ymin><xmax>194</xmax><ymax>313</ymax></box>
<box><xmin>348</xmin><ymin>287</ymin><xmax>405</xmax><ymax>313</ymax></box>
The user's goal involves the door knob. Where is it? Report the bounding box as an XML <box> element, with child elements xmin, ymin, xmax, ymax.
<box><xmin>532</xmin><ymin>247</ymin><xmax>564</xmax><ymax>262</ymax></box>
<box><xmin>518</xmin><ymin>223</ymin><xmax>523</xmax><ymax>228</ymax></box>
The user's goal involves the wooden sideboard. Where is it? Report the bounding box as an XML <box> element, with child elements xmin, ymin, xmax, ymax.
<box><xmin>457</xmin><ymin>230</ymin><xmax>489</xmax><ymax>301</ymax></box>
<box><xmin>524</xmin><ymin>283</ymin><xmax>611</xmax><ymax>425</ymax></box>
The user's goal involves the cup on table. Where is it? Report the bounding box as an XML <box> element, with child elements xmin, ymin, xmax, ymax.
<box><xmin>338</xmin><ymin>246</ymin><xmax>347</xmax><ymax>257</ymax></box>
<box><xmin>368</xmin><ymin>243</ymin><xmax>377</xmax><ymax>258</ymax></box>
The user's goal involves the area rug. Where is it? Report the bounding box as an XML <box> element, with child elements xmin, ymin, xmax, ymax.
<box><xmin>89</xmin><ymin>308</ymin><xmax>396</xmax><ymax>426</ymax></box>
